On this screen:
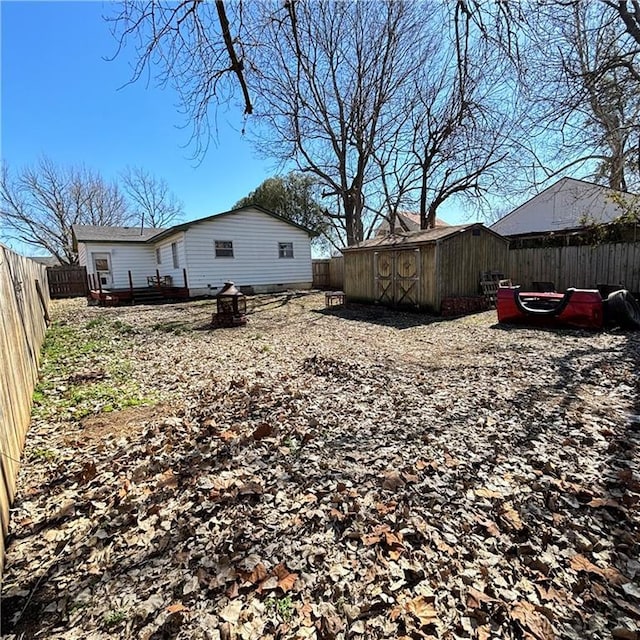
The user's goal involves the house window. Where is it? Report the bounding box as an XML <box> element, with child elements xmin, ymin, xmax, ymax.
<box><xmin>171</xmin><ymin>242</ymin><xmax>179</xmax><ymax>268</ymax></box>
<box><xmin>215</xmin><ymin>240</ymin><xmax>234</xmax><ymax>258</ymax></box>
<box><xmin>278</xmin><ymin>242</ymin><xmax>294</xmax><ymax>258</ymax></box>
<box><xmin>94</xmin><ymin>257</ymin><xmax>109</xmax><ymax>271</ymax></box>
<box><xmin>156</xmin><ymin>248</ymin><xmax>162</xmax><ymax>264</ymax></box>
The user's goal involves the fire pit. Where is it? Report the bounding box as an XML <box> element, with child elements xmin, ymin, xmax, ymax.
<box><xmin>211</xmin><ymin>281</ymin><xmax>247</xmax><ymax>327</ymax></box>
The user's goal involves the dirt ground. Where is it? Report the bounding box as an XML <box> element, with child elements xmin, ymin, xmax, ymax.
<box><xmin>2</xmin><ymin>292</ymin><xmax>639</xmax><ymax>640</ymax></box>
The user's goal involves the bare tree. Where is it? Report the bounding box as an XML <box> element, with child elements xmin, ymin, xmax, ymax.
<box><xmin>509</xmin><ymin>2</ymin><xmax>640</xmax><ymax>191</ymax></box>
<box><xmin>121</xmin><ymin>166</ymin><xmax>184</xmax><ymax>228</ymax></box>
<box><xmin>249</xmin><ymin>1</ymin><xmax>424</xmax><ymax>245</ymax></box>
<box><xmin>409</xmin><ymin>41</ymin><xmax>511</xmax><ymax>229</ymax></box>
<box><xmin>0</xmin><ymin>158</ymin><xmax>130</xmax><ymax>264</ymax></box>
<box><xmin>109</xmin><ymin>1</ymin><xmax>255</xmax><ymax>160</ymax></box>
<box><xmin>110</xmin><ymin>1</ymin><xmax>520</xmax><ymax>242</ymax></box>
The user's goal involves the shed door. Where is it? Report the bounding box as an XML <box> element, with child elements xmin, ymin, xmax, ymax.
<box><xmin>374</xmin><ymin>249</ymin><xmax>420</xmax><ymax>307</ymax></box>
<box><xmin>395</xmin><ymin>249</ymin><xmax>420</xmax><ymax>306</ymax></box>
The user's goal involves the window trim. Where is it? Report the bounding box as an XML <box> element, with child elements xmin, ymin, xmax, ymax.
<box><xmin>278</xmin><ymin>241</ymin><xmax>294</xmax><ymax>259</ymax></box>
<box><xmin>156</xmin><ymin>247</ymin><xmax>162</xmax><ymax>264</ymax></box>
<box><xmin>171</xmin><ymin>242</ymin><xmax>179</xmax><ymax>268</ymax></box>
<box><xmin>215</xmin><ymin>240</ymin><xmax>234</xmax><ymax>258</ymax></box>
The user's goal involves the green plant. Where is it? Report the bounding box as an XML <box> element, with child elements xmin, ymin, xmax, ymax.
<box><xmin>84</xmin><ymin>317</ymin><xmax>106</xmax><ymax>330</ymax></box>
<box><xmin>111</xmin><ymin>319</ymin><xmax>137</xmax><ymax>335</ymax></box>
<box><xmin>33</xmin><ymin>319</ymin><xmax>155</xmax><ymax>422</ymax></box>
<box><xmin>265</xmin><ymin>595</ymin><xmax>294</xmax><ymax>622</ymax></box>
<box><xmin>69</xmin><ymin>600</ymin><xmax>89</xmax><ymax>613</ymax></box>
<box><xmin>261</xmin><ymin>343</ymin><xmax>272</xmax><ymax>353</ymax></box>
<box><xmin>151</xmin><ymin>320</ymin><xmax>191</xmax><ymax>334</ymax></box>
<box><xmin>103</xmin><ymin>609</ymin><xmax>127</xmax><ymax>626</ymax></box>
<box><xmin>283</xmin><ymin>436</ymin><xmax>300</xmax><ymax>457</ymax></box>
<box><xmin>30</xmin><ymin>447</ymin><xmax>57</xmax><ymax>461</ymax></box>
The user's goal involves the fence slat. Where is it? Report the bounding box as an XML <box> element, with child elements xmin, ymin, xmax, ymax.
<box><xmin>0</xmin><ymin>246</ymin><xmax>50</xmax><ymax>572</ymax></box>
<box><xmin>46</xmin><ymin>265</ymin><xmax>88</xmax><ymax>298</ymax></box>
<box><xmin>508</xmin><ymin>241</ymin><xmax>640</xmax><ymax>296</ymax></box>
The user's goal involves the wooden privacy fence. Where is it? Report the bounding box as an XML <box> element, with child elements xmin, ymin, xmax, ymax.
<box><xmin>0</xmin><ymin>246</ymin><xmax>50</xmax><ymax>571</ymax></box>
<box><xmin>47</xmin><ymin>265</ymin><xmax>88</xmax><ymax>298</ymax></box>
<box><xmin>312</xmin><ymin>257</ymin><xmax>344</xmax><ymax>290</ymax></box>
<box><xmin>507</xmin><ymin>241</ymin><xmax>640</xmax><ymax>295</ymax></box>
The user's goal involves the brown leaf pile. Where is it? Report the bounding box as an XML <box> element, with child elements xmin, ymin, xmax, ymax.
<box><xmin>2</xmin><ymin>293</ymin><xmax>639</xmax><ymax>640</ymax></box>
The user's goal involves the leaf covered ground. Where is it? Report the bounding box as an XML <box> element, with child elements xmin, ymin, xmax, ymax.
<box><xmin>2</xmin><ymin>292</ymin><xmax>640</xmax><ymax>640</ymax></box>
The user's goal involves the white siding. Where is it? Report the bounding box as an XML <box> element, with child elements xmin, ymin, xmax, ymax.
<box><xmin>83</xmin><ymin>242</ymin><xmax>156</xmax><ymax>289</ymax></box>
<box><xmin>152</xmin><ymin>232</ymin><xmax>187</xmax><ymax>287</ymax></box>
<box><xmin>78</xmin><ymin>243</ymin><xmax>87</xmax><ymax>267</ymax></box>
<box><xmin>491</xmin><ymin>178</ymin><xmax>625</xmax><ymax>236</ymax></box>
<box><xmin>181</xmin><ymin>208</ymin><xmax>312</xmax><ymax>292</ymax></box>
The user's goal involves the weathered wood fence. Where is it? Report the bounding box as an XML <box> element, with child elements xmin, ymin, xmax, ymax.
<box><xmin>0</xmin><ymin>246</ymin><xmax>50</xmax><ymax>570</ymax></box>
<box><xmin>47</xmin><ymin>265</ymin><xmax>88</xmax><ymax>298</ymax></box>
<box><xmin>312</xmin><ymin>257</ymin><xmax>344</xmax><ymax>290</ymax></box>
<box><xmin>507</xmin><ymin>241</ymin><xmax>640</xmax><ymax>295</ymax></box>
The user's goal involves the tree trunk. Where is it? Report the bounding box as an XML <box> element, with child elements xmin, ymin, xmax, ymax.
<box><xmin>419</xmin><ymin>158</ymin><xmax>428</xmax><ymax>230</ymax></box>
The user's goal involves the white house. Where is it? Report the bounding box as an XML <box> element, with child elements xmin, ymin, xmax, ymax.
<box><xmin>72</xmin><ymin>205</ymin><xmax>313</xmax><ymax>296</ymax></box>
<box><xmin>490</xmin><ymin>177</ymin><xmax>628</xmax><ymax>237</ymax></box>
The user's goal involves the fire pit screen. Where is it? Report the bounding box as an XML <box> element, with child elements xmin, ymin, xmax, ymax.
<box><xmin>212</xmin><ymin>281</ymin><xmax>247</xmax><ymax>327</ymax></box>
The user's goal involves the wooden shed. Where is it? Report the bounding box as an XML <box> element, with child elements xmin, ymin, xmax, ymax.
<box><xmin>342</xmin><ymin>223</ymin><xmax>509</xmax><ymax>313</ymax></box>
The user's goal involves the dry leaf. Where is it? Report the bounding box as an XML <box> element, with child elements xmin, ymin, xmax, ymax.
<box><xmin>273</xmin><ymin>563</ymin><xmax>298</xmax><ymax>592</ymax></box>
<box><xmin>382</xmin><ymin>471</ymin><xmax>405</xmax><ymax>491</ymax></box>
<box><xmin>393</xmin><ymin>595</ymin><xmax>438</xmax><ymax>628</ymax></box>
<box><xmin>252</xmin><ymin>423</ymin><xmax>273</xmax><ymax>440</ymax></box>
<box><xmin>220</xmin><ymin>599</ymin><xmax>243</xmax><ymax>624</ymax></box>
<box><xmin>467</xmin><ymin>587</ymin><xmax>496</xmax><ymax>609</ymax></box>
<box><xmin>511</xmin><ymin>601</ymin><xmax>554</xmax><ymax>640</ymax></box>
<box><xmin>166</xmin><ymin>602</ymin><xmax>189</xmax><ymax>614</ymax></box>
<box><xmin>475</xmin><ymin>487</ymin><xmax>501</xmax><ymax>499</ymax></box>
<box><xmin>499</xmin><ymin>502</ymin><xmax>523</xmax><ymax>531</ymax></box>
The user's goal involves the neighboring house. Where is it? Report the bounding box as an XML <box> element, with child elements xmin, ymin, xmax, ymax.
<box><xmin>72</xmin><ymin>205</ymin><xmax>313</xmax><ymax>296</ymax></box>
<box><xmin>490</xmin><ymin>177</ymin><xmax>629</xmax><ymax>237</ymax></box>
<box><xmin>374</xmin><ymin>211</ymin><xmax>450</xmax><ymax>236</ymax></box>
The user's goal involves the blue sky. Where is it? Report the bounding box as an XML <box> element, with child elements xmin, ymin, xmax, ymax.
<box><xmin>2</xmin><ymin>1</ymin><xmax>479</xmax><ymax>257</ymax></box>
<box><xmin>1</xmin><ymin>0</ymin><xmax>276</xmax><ymax>249</ymax></box>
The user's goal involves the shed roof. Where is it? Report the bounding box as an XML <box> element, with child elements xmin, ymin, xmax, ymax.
<box><xmin>343</xmin><ymin>223</ymin><xmax>506</xmax><ymax>252</ymax></box>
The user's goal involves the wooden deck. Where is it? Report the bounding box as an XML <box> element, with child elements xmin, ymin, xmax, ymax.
<box><xmin>88</xmin><ymin>268</ymin><xmax>190</xmax><ymax>306</ymax></box>
<box><xmin>89</xmin><ymin>286</ymin><xmax>190</xmax><ymax>306</ymax></box>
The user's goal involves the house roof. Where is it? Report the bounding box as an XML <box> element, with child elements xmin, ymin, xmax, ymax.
<box><xmin>73</xmin><ymin>205</ymin><xmax>314</xmax><ymax>247</ymax></box>
<box><xmin>374</xmin><ymin>211</ymin><xmax>450</xmax><ymax>236</ymax></box>
<box><xmin>29</xmin><ymin>256</ymin><xmax>60</xmax><ymax>267</ymax></box>
<box><xmin>490</xmin><ymin>177</ymin><xmax>630</xmax><ymax>236</ymax></box>
<box><xmin>342</xmin><ymin>223</ymin><xmax>506</xmax><ymax>252</ymax></box>
<box><xmin>72</xmin><ymin>225</ymin><xmax>165</xmax><ymax>243</ymax></box>
<box><xmin>150</xmin><ymin>205</ymin><xmax>313</xmax><ymax>243</ymax></box>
